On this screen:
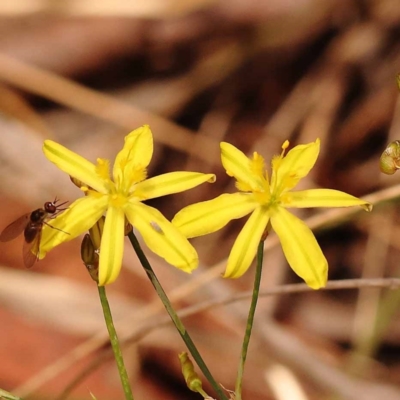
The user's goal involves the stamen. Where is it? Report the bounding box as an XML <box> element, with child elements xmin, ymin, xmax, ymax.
<box><xmin>281</xmin><ymin>140</ymin><xmax>290</xmax><ymax>156</ymax></box>
<box><xmin>96</xmin><ymin>158</ymin><xmax>111</xmax><ymax>181</ymax></box>
<box><xmin>125</xmin><ymin>167</ymin><xmax>147</xmax><ymax>192</ymax></box>
<box><xmin>250</xmin><ymin>152</ymin><xmax>265</xmax><ymax>177</ymax></box>
<box><xmin>272</xmin><ymin>140</ymin><xmax>290</xmax><ymax>180</ymax></box>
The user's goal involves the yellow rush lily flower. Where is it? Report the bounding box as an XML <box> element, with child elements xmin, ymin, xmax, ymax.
<box><xmin>39</xmin><ymin>125</ymin><xmax>215</xmax><ymax>285</ymax></box>
<box><xmin>172</xmin><ymin>139</ymin><xmax>372</xmax><ymax>289</ymax></box>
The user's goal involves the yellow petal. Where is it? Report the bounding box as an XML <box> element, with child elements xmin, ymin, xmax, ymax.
<box><xmin>271</xmin><ymin>139</ymin><xmax>320</xmax><ymax>192</ymax></box>
<box><xmin>270</xmin><ymin>207</ymin><xmax>327</xmax><ymax>289</ymax></box>
<box><xmin>220</xmin><ymin>142</ymin><xmax>263</xmax><ymax>190</ymax></box>
<box><xmin>135</xmin><ymin>172</ymin><xmax>216</xmax><ymax>200</ymax></box>
<box><xmin>281</xmin><ymin>189</ymin><xmax>372</xmax><ymax>211</ymax></box>
<box><xmin>172</xmin><ymin>193</ymin><xmax>258</xmax><ymax>238</ymax></box>
<box><xmin>125</xmin><ymin>202</ymin><xmax>198</xmax><ymax>273</ymax></box>
<box><xmin>43</xmin><ymin>140</ymin><xmax>108</xmax><ymax>194</ymax></box>
<box><xmin>223</xmin><ymin>206</ymin><xmax>270</xmax><ymax>278</ymax></box>
<box><xmin>113</xmin><ymin>125</ymin><xmax>153</xmax><ymax>183</ymax></box>
<box><xmin>39</xmin><ymin>195</ymin><xmax>108</xmax><ymax>257</ymax></box>
<box><xmin>98</xmin><ymin>206</ymin><xmax>125</xmax><ymax>285</ymax></box>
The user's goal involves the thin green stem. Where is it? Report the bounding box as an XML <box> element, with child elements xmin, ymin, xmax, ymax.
<box><xmin>98</xmin><ymin>286</ymin><xmax>135</xmax><ymax>400</ymax></box>
<box><xmin>0</xmin><ymin>388</ymin><xmax>22</xmax><ymax>400</ymax></box>
<box><xmin>128</xmin><ymin>232</ymin><xmax>228</xmax><ymax>400</ymax></box>
<box><xmin>235</xmin><ymin>240</ymin><xmax>264</xmax><ymax>400</ymax></box>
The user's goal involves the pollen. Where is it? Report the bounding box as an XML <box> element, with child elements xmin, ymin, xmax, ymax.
<box><xmin>278</xmin><ymin>140</ymin><xmax>290</xmax><ymax>160</ymax></box>
<box><xmin>282</xmin><ymin>140</ymin><xmax>290</xmax><ymax>150</ymax></box>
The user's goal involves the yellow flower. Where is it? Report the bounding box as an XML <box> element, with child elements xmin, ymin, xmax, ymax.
<box><xmin>172</xmin><ymin>139</ymin><xmax>372</xmax><ymax>289</ymax></box>
<box><xmin>39</xmin><ymin>125</ymin><xmax>215</xmax><ymax>285</ymax></box>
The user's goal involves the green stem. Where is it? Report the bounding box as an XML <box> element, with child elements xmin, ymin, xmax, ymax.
<box><xmin>0</xmin><ymin>388</ymin><xmax>22</xmax><ymax>400</ymax></box>
<box><xmin>128</xmin><ymin>232</ymin><xmax>228</xmax><ymax>400</ymax></box>
<box><xmin>235</xmin><ymin>240</ymin><xmax>264</xmax><ymax>400</ymax></box>
<box><xmin>98</xmin><ymin>286</ymin><xmax>135</xmax><ymax>400</ymax></box>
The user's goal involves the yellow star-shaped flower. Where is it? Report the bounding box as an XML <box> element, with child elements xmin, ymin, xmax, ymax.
<box><xmin>39</xmin><ymin>125</ymin><xmax>215</xmax><ymax>285</ymax></box>
<box><xmin>172</xmin><ymin>139</ymin><xmax>372</xmax><ymax>289</ymax></box>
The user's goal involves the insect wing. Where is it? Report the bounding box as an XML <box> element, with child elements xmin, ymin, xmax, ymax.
<box><xmin>0</xmin><ymin>214</ymin><xmax>30</xmax><ymax>242</ymax></box>
<box><xmin>22</xmin><ymin>228</ymin><xmax>41</xmax><ymax>268</ymax></box>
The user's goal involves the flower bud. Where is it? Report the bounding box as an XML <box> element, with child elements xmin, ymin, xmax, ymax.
<box><xmin>380</xmin><ymin>140</ymin><xmax>400</xmax><ymax>175</ymax></box>
<box><xmin>81</xmin><ymin>234</ymin><xmax>99</xmax><ymax>282</ymax></box>
<box><xmin>70</xmin><ymin>176</ymin><xmax>85</xmax><ymax>189</ymax></box>
<box><xmin>178</xmin><ymin>352</ymin><xmax>205</xmax><ymax>395</ymax></box>
<box><xmin>124</xmin><ymin>220</ymin><xmax>133</xmax><ymax>236</ymax></box>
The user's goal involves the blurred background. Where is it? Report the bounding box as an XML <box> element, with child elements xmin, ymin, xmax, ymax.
<box><xmin>1</xmin><ymin>0</ymin><xmax>400</xmax><ymax>399</ymax></box>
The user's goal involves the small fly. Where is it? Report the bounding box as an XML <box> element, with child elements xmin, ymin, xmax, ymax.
<box><xmin>0</xmin><ymin>198</ymin><xmax>68</xmax><ymax>268</ymax></box>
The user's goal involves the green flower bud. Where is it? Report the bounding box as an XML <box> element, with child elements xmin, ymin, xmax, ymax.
<box><xmin>178</xmin><ymin>352</ymin><xmax>205</xmax><ymax>394</ymax></box>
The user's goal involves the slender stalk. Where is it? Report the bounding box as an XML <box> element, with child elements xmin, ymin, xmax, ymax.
<box><xmin>128</xmin><ymin>231</ymin><xmax>228</xmax><ymax>400</ymax></box>
<box><xmin>97</xmin><ymin>285</ymin><xmax>134</xmax><ymax>400</ymax></box>
<box><xmin>235</xmin><ymin>240</ymin><xmax>264</xmax><ymax>400</ymax></box>
<box><xmin>0</xmin><ymin>388</ymin><xmax>22</xmax><ymax>400</ymax></box>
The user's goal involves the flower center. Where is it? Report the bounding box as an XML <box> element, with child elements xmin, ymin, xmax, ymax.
<box><xmin>109</xmin><ymin>193</ymin><xmax>128</xmax><ymax>208</ymax></box>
